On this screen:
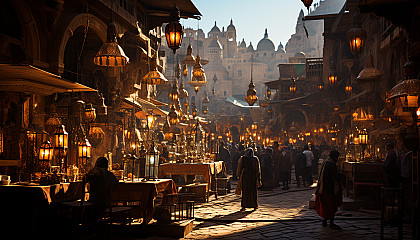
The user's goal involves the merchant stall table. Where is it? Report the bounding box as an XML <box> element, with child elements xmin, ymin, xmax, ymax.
<box><xmin>339</xmin><ymin>161</ymin><xmax>383</xmax><ymax>201</ymax></box>
<box><xmin>158</xmin><ymin>161</ymin><xmax>226</xmax><ymax>202</ymax></box>
<box><xmin>0</xmin><ymin>181</ymin><xmax>85</xmax><ymax>235</ymax></box>
<box><xmin>112</xmin><ymin>178</ymin><xmax>177</xmax><ymax>224</ymax></box>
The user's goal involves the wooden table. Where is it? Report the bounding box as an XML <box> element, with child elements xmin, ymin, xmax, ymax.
<box><xmin>339</xmin><ymin>161</ymin><xmax>383</xmax><ymax>199</ymax></box>
<box><xmin>0</xmin><ymin>181</ymin><xmax>84</xmax><ymax>234</ymax></box>
<box><xmin>111</xmin><ymin>178</ymin><xmax>177</xmax><ymax>224</ymax></box>
<box><xmin>158</xmin><ymin>161</ymin><xmax>226</xmax><ymax>201</ymax></box>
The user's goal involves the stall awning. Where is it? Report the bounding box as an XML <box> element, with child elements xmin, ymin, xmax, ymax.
<box><xmin>136</xmin><ymin>97</ymin><xmax>168</xmax><ymax>116</ymax></box>
<box><xmin>122</xmin><ymin>97</ymin><xmax>143</xmax><ymax>109</ymax></box>
<box><xmin>0</xmin><ymin>64</ymin><xmax>96</xmax><ymax>95</ymax></box>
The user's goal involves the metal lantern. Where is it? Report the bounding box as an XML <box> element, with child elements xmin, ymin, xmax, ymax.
<box><xmin>54</xmin><ymin>125</ymin><xmax>68</xmax><ymax>149</ymax></box>
<box><xmin>78</xmin><ymin>139</ymin><xmax>92</xmax><ymax>173</ymax></box>
<box><xmin>147</xmin><ymin>114</ymin><xmax>155</xmax><ymax>130</ymax></box>
<box><xmin>182</xmin><ymin>63</ymin><xmax>188</xmax><ymax>77</ymax></box>
<box><xmin>88</xmin><ymin>125</ymin><xmax>105</xmax><ymax>148</ymax></box>
<box><xmin>84</xmin><ymin>103</ymin><xmax>97</xmax><ymax>123</ymax></box>
<box><xmin>328</xmin><ymin>69</ymin><xmax>338</xmax><ymax>87</ymax></box>
<box><xmin>317</xmin><ymin>81</ymin><xmax>324</xmax><ymax>91</ymax></box>
<box><xmin>145</xmin><ymin>141</ymin><xmax>160</xmax><ymax>180</ymax></box>
<box><xmin>347</xmin><ymin>13</ymin><xmax>367</xmax><ymax>56</ymax></box>
<box><xmin>183</xmin><ymin>45</ymin><xmax>196</xmax><ymax>66</ymax></box>
<box><xmin>188</xmin><ymin>55</ymin><xmax>207</xmax><ymax>93</ymax></box>
<box><xmin>165</xmin><ymin>5</ymin><xmax>184</xmax><ymax>53</ymax></box>
<box><xmin>168</xmin><ymin>105</ymin><xmax>179</xmax><ymax>126</ymax></box>
<box><xmin>266</xmin><ymin>88</ymin><xmax>271</xmax><ymax>100</ymax></box>
<box><xmin>345</xmin><ymin>82</ymin><xmax>353</xmax><ymax>94</ymax></box>
<box><xmin>94</xmin><ymin>22</ymin><xmax>129</xmax><ymax>67</ymax></box>
<box><xmin>245</xmin><ymin>79</ymin><xmax>258</xmax><ymax>106</ymax></box>
<box><xmin>192</xmin><ymin>105</ymin><xmax>197</xmax><ymax>118</ymax></box>
<box><xmin>142</xmin><ymin>66</ymin><xmax>170</xmax><ymax>85</ymax></box>
<box><xmin>202</xmin><ymin>105</ymin><xmax>208</xmax><ymax>115</ymax></box>
<box><xmin>359</xmin><ymin>129</ymin><xmax>368</xmax><ymax>145</ymax></box>
<box><xmin>169</xmin><ymin>82</ymin><xmax>179</xmax><ymax>102</ymax></box>
<box><xmin>289</xmin><ymin>78</ymin><xmax>297</xmax><ymax>95</ymax></box>
<box><xmin>39</xmin><ymin>140</ymin><xmax>53</xmax><ymax>173</ymax></box>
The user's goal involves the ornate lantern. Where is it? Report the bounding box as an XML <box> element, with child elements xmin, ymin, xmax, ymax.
<box><xmin>142</xmin><ymin>66</ymin><xmax>169</xmax><ymax>85</ymax></box>
<box><xmin>78</xmin><ymin>139</ymin><xmax>92</xmax><ymax>173</ymax></box>
<box><xmin>317</xmin><ymin>81</ymin><xmax>324</xmax><ymax>91</ymax></box>
<box><xmin>347</xmin><ymin>13</ymin><xmax>367</xmax><ymax>56</ymax></box>
<box><xmin>88</xmin><ymin>126</ymin><xmax>105</xmax><ymax>148</ymax></box>
<box><xmin>192</xmin><ymin>105</ymin><xmax>197</xmax><ymax>118</ymax></box>
<box><xmin>145</xmin><ymin>141</ymin><xmax>160</xmax><ymax>180</ymax></box>
<box><xmin>345</xmin><ymin>82</ymin><xmax>352</xmax><ymax>94</ymax></box>
<box><xmin>266</xmin><ymin>88</ymin><xmax>271</xmax><ymax>100</ymax></box>
<box><xmin>202</xmin><ymin>105</ymin><xmax>208</xmax><ymax>115</ymax></box>
<box><xmin>245</xmin><ymin>79</ymin><xmax>258</xmax><ymax>106</ymax></box>
<box><xmin>168</xmin><ymin>105</ymin><xmax>179</xmax><ymax>126</ymax></box>
<box><xmin>39</xmin><ymin>140</ymin><xmax>53</xmax><ymax>173</ymax></box>
<box><xmin>359</xmin><ymin>129</ymin><xmax>368</xmax><ymax>145</ymax></box>
<box><xmin>289</xmin><ymin>77</ymin><xmax>297</xmax><ymax>95</ymax></box>
<box><xmin>169</xmin><ymin>83</ymin><xmax>179</xmax><ymax>102</ymax></box>
<box><xmin>84</xmin><ymin>103</ymin><xmax>96</xmax><ymax>123</ymax></box>
<box><xmin>183</xmin><ymin>45</ymin><xmax>196</xmax><ymax>66</ymax></box>
<box><xmin>182</xmin><ymin>63</ymin><xmax>188</xmax><ymax>77</ymax></box>
<box><xmin>165</xmin><ymin>5</ymin><xmax>183</xmax><ymax>54</ymax></box>
<box><xmin>188</xmin><ymin>55</ymin><xmax>207</xmax><ymax>93</ymax></box>
<box><xmin>328</xmin><ymin>68</ymin><xmax>338</xmax><ymax>87</ymax></box>
<box><xmin>54</xmin><ymin>125</ymin><xmax>68</xmax><ymax>173</ymax></box>
<box><xmin>147</xmin><ymin>114</ymin><xmax>155</xmax><ymax>130</ymax></box>
<box><xmin>94</xmin><ymin>22</ymin><xmax>129</xmax><ymax>67</ymax></box>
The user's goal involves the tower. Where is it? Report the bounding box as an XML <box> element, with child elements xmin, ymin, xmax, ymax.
<box><xmin>226</xmin><ymin>19</ymin><xmax>237</xmax><ymax>58</ymax></box>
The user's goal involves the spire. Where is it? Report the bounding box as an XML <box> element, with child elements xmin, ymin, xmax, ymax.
<box><xmin>230</xmin><ymin>18</ymin><xmax>233</xmax><ymax>25</ymax></box>
<box><xmin>214</xmin><ymin>21</ymin><xmax>217</xmax><ymax>26</ymax></box>
<box><xmin>264</xmin><ymin>28</ymin><xmax>268</xmax><ymax>38</ymax></box>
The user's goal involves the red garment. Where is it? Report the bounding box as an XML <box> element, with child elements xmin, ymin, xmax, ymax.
<box><xmin>314</xmin><ymin>192</ymin><xmax>340</xmax><ymax>219</ymax></box>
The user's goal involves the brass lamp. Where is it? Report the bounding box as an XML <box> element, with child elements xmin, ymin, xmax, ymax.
<box><xmin>183</xmin><ymin>45</ymin><xmax>196</xmax><ymax>66</ymax></box>
<box><xmin>328</xmin><ymin>69</ymin><xmax>338</xmax><ymax>87</ymax></box>
<box><xmin>88</xmin><ymin>125</ymin><xmax>105</xmax><ymax>148</ymax></box>
<box><xmin>165</xmin><ymin>5</ymin><xmax>184</xmax><ymax>54</ymax></box>
<box><xmin>317</xmin><ymin>81</ymin><xmax>324</xmax><ymax>91</ymax></box>
<box><xmin>84</xmin><ymin>103</ymin><xmax>96</xmax><ymax>123</ymax></box>
<box><xmin>359</xmin><ymin>129</ymin><xmax>368</xmax><ymax>161</ymax></box>
<box><xmin>147</xmin><ymin>114</ymin><xmax>155</xmax><ymax>130</ymax></box>
<box><xmin>266</xmin><ymin>88</ymin><xmax>271</xmax><ymax>100</ymax></box>
<box><xmin>347</xmin><ymin>13</ymin><xmax>367</xmax><ymax>56</ymax></box>
<box><xmin>289</xmin><ymin>78</ymin><xmax>297</xmax><ymax>95</ymax></box>
<box><xmin>78</xmin><ymin>139</ymin><xmax>92</xmax><ymax>173</ymax></box>
<box><xmin>345</xmin><ymin>82</ymin><xmax>352</xmax><ymax>94</ymax></box>
<box><xmin>54</xmin><ymin>125</ymin><xmax>68</xmax><ymax>174</ymax></box>
<box><xmin>188</xmin><ymin>55</ymin><xmax>207</xmax><ymax>93</ymax></box>
<box><xmin>168</xmin><ymin>105</ymin><xmax>179</xmax><ymax>126</ymax></box>
<box><xmin>39</xmin><ymin>140</ymin><xmax>53</xmax><ymax>173</ymax></box>
<box><xmin>142</xmin><ymin>66</ymin><xmax>169</xmax><ymax>85</ymax></box>
<box><xmin>145</xmin><ymin>141</ymin><xmax>160</xmax><ymax>180</ymax></box>
<box><xmin>94</xmin><ymin>22</ymin><xmax>129</xmax><ymax>67</ymax></box>
<box><xmin>169</xmin><ymin>82</ymin><xmax>179</xmax><ymax>102</ymax></box>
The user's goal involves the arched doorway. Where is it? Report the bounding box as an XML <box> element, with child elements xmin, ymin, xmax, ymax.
<box><xmin>284</xmin><ymin>109</ymin><xmax>307</xmax><ymax>133</ymax></box>
<box><xmin>62</xmin><ymin>26</ymin><xmax>103</xmax><ymax>87</ymax></box>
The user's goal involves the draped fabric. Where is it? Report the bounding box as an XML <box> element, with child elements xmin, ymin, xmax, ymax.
<box><xmin>237</xmin><ymin>149</ymin><xmax>261</xmax><ymax>208</ymax></box>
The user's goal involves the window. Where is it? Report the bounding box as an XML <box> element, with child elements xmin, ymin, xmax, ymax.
<box><xmin>264</xmin><ymin>53</ymin><xmax>266</xmax><ymax>56</ymax></box>
<box><xmin>228</xmin><ymin>66</ymin><xmax>230</xmax><ymax>69</ymax></box>
<box><xmin>224</xmin><ymin>91</ymin><xmax>227</xmax><ymax>96</ymax></box>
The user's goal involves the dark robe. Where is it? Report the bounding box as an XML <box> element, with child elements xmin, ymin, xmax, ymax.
<box><xmin>315</xmin><ymin>157</ymin><xmax>342</xmax><ymax>219</ymax></box>
<box><xmin>237</xmin><ymin>149</ymin><xmax>261</xmax><ymax>208</ymax></box>
<box><xmin>260</xmin><ymin>148</ymin><xmax>274</xmax><ymax>190</ymax></box>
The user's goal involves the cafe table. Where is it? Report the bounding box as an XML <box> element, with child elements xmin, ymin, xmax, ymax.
<box><xmin>0</xmin><ymin>181</ymin><xmax>84</xmax><ymax>235</ymax></box>
<box><xmin>111</xmin><ymin>178</ymin><xmax>177</xmax><ymax>224</ymax></box>
<box><xmin>158</xmin><ymin>161</ymin><xmax>226</xmax><ymax>201</ymax></box>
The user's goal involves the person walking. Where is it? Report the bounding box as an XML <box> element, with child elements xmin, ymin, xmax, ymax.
<box><xmin>294</xmin><ymin>148</ymin><xmax>307</xmax><ymax>187</ymax></box>
<box><xmin>232</xmin><ymin>144</ymin><xmax>245</xmax><ymax>180</ymax></box>
<box><xmin>279</xmin><ymin>147</ymin><xmax>293</xmax><ymax>190</ymax></box>
<box><xmin>315</xmin><ymin>150</ymin><xmax>343</xmax><ymax>229</ymax></box>
<box><xmin>303</xmin><ymin>145</ymin><xmax>314</xmax><ymax>186</ymax></box>
<box><xmin>259</xmin><ymin>147</ymin><xmax>274</xmax><ymax>190</ymax></box>
<box><xmin>236</xmin><ymin>148</ymin><xmax>261</xmax><ymax>211</ymax></box>
<box><xmin>272</xmin><ymin>141</ymin><xmax>281</xmax><ymax>188</ymax></box>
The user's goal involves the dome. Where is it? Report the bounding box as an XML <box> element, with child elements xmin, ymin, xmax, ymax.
<box><xmin>208</xmin><ymin>36</ymin><xmax>222</xmax><ymax>49</ymax></box>
<box><xmin>294</xmin><ymin>52</ymin><xmax>306</xmax><ymax>58</ymax></box>
<box><xmin>277</xmin><ymin>42</ymin><xmax>284</xmax><ymax>51</ymax></box>
<box><xmin>247</xmin><ymin>42</ymin><xmax>254</xmax><ymax>52</ymax></box>
<box><xmin>209</xmin><ymin>21</ymin><xmax>220</xmax><ymax>33</ymax></box>
<box><xmin>227</xmin><ymin>19</ymin><xmax>236</xmax><ymax>31</ymax></box>
<box><xmin>257</xmin><ymin>29</ymin><xmax>275</xmax><ymax>51</ymax></box>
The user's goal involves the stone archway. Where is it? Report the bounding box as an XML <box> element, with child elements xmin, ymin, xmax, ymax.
<box><xmin>283</xmin><ymin>108</ymin><xmax>309</xmax><ymax>132</ymax></box>
<box><xmin>56</xmin><ymin>13</ymin><xmax>107</xmax><ymax>75</ymax></box>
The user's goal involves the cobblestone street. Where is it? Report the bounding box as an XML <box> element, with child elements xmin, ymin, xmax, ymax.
<box><xmin>136</xmin><ymin>179</ymin><xmax>414</xmax><ymax>240</ymax></box>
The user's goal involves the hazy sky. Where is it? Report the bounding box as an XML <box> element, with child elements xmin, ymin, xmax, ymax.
<box><xmin>182</xmin><ymin>0</ymin><xmax>320</xmax><ymax>48</ymax></box>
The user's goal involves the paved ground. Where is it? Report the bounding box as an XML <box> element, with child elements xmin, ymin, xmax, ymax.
<box><xmin>132</xmin><ymin>179</ymin><xmax>414</xmax><ymax>240</ymax></box>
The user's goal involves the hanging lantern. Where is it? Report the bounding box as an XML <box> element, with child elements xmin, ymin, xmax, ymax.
<box><xmin>317</xmin><ymin>81</ymin><xmax>324</xmax><ymax>91</ymax></box>
<box><xmin>359</xmin><ymin>129</ymin><xmax>368</xmax><ymax>145</ymax></box>
<box><xmin>39</xmin><ymin>140</ymin><xmax>53</xmax><ymax>173</ymax></box>
<box><xmin>182</xmin><ymin>63</ymin><xmax>188</xmax><ymax>77</ymax></box>
<box><xmin>202</xmin><ymin>93</ymin><xmax>210</xmax><ymax>104</ymax></box>
<box><xmin>245</xmin><ymin>64</ymin><xmax>258</xmax><ymax>106</ymax></box>
<box><xmin>165</xmin><ymin>5</ymin><xmax>183</xmax><ymax>53</ymax></box>
<box><xmin>54</xmin><ymin>125</ymin><xmax>68</xmax><ymax>149</ymax></box>
<box><xmin>345</xmin><ymin>82</ymin><xmax>352</xmax><ymax>94</ymax></box>
<box><xmin>169</xmin><ymin>83</ymin><xmax>179</xmax><ymax>102</ymax></box>
<box><xmin>84</xmin><ymin>103</ymin><xmax>96</xmax><ymax>123</ymax></box>
<box><xmin>188</xmin><ymin>55</ymin><xmax>207</xmax><ymax>93</ymax></box>
<box><xmin>142</xmin><ymin>66</ymin><xmax>169</xmax><ymax>85</ymax></box>
<box><xmin>183</xmin><ymin>45</ymin><xmax>196</xmax><ymax>66</ymax></box>
<box><xmin>194</xmin><ymin>86</ymin><xmax>199</xmax><ymax>94</ymax></box>
<box><xmin>78</xmin><ymin>139</ymin><xmax>92</xmax><ymax>173</ymax></box>
<box><xmin>347</xmin><ymin>13</ymin><xmax>367</xmax><ymax>56</ymax></box>
<box><xmin>94</xmin><ymin>22</ymin><xmax>129</xmax><ymax>67</ymax></box>
<box><xmin>202</xmin><ymin>105</ymin><xmax>208</xmax><ymax>115</ymax></box>
<box><xmin>328</xmin><ymin>69</ymin><xmax>338</xmax><ymax>87</ymax></box>
<box><xmin>266</xmin><ymin>88</ymin><xmax>271</xmax><ymax>100</ymax></box>
<box><xmin>26</xmin><ymin>125</ymin><xmax>47</xmax><ymax>155</ymax></box>
<box><xmin>184</xmin><ymin>98</ymin><xmax>189</xmax><ymax>111</ymax></box>
<box><xmin>145</xmin><ymin>141</ymin><xmax>160</xmax><ymax>180</ymax></box>
<box><xmin>88</xmin><ymin>125</ymin><xmax>105</xmax><ymax>148</ymax></box>
<box><xmin>289</xmin><ymin>78</ymin><xmax>297</xmax><ymax>95</ymax></box>
<box><xmin>147</xmin><ymin>114</ymin><xmax>155</xmax><ymax>130</ymax></box>
<box><xmin>192</xmin><ymin>105</ymin><xmax>197</xmax><ymax>118</ymax></box>
<box><xmin>45</xmin><ymin>104</ymin><xmax>61</xmax><ymax>136</ymax></box>
<box><xmin>168</xmin><ymin>105</ymin><xmax>179</xmax><ymax>126</ymax></box>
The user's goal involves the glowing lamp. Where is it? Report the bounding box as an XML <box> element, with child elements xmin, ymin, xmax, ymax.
<box><xmin>94</xmin><ymin>22</ymin><xmax>129</xmax><ymax>67</ymax></box>
<box><xmin>347</xmin><ymin>13</ymin><xmax>367</xmax><ymax>56</ymax></box>
<box><xmin>165</xmin><ymin>5</ymin><xmax>183</xmax><ymax>53</ymax></box>
<box><xmin>78</xmin><ymin>139</ymin><xmax>91</xmax><ymax>173</ymax></box>
<box><xmin>54</xmin><ymin>125</ymin><xmax>68</xmax><ymax>149</ymax></box>
<box><xmin>359</xmin><ymin>129</ymin><xmax>368</xmax><ymax>145</ymax></box>
<box><xmin>317</xmin><ymin>82</ymin><xmax>324</xmax><ymax>91</ymax></box>
<box><xmin>328</xmin><ymin>70</ymin><xmax>337</xmax><ymax>87</ymax></box>
<box><xmin>39</xmin><ymin>140</ymin><xmax>53</xmax><ymax>173</ymax></box>
<box><xmin>84</xmin><ymin>103</ymin><xmax>96</xmax><ymax>123</ymax></box>
<box><xmin>145</xmin><ymin>141</ymin><xmax>160</xmax><ymax>180</ymax></box>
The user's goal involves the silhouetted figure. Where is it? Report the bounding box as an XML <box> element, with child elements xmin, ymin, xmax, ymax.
<box><xmin>232</xmin><ymin>144</ymin><xmax>245</xmax><ymax>179</ymax></box>
<box><xmin>315</xmin><ymin>150</ymin><xmax>342</xmax><ymax>230</ymax></box>
<box><xmin>86</xmin><ymin>157</ymin><xmax>118</xmax><ymax>218</ymax></box>
<box><xmin>383</xmin><ymin>142</ymin><xmax>401</xmax><ymax>187</ymax></box>
<box><xmin>294</xmin><ymin>148</ymin><xmax>307</xmax><ymax>187</ymax></box>
<box><xmin>279</xmin><ymin>147</ymin><xmax>293</xmax><ymax>190</ymax></box>
<box><xmin>259</xmin><ymin>147</ymin><xmax>274</xmax><ymax>190</ymax></box>
<box><xmin>237</xmin><ymin>148</ymin><xmax>261</xmax><ymax>211</ymax></box>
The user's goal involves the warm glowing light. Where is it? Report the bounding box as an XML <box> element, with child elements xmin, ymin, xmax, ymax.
<box><xmin>417</xmin><ymin>108</ymin><xmax>420</xmax><ymax>116</ymax></box>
